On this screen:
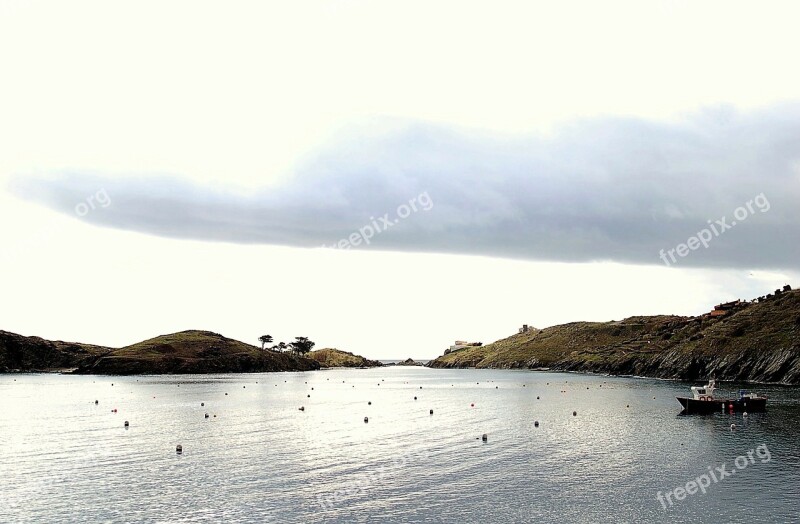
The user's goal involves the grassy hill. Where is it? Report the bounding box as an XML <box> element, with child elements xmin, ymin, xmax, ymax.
<box><xmin>307</xmin><ymin>348</ymin><xmax>383</xmax><ymax>368</ymax></box>
<box><xmin>429</xmin><ymin>289</ymin><xmax>800</xmax><ymax>384</ymax></box>
<box><xmin>0</xmin><ymin>330</ymin><xmax>109</xmax><ymax>372</ymax></box>
<box><xmin>1</xmin><ymin>330</ymin><xmax>319</xmax><ymax>374</ymax></box>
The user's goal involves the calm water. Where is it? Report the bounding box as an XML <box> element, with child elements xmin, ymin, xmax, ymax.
<box><xmin>1</xmin><ymin>369</ymin><xmax>798</xmax><ymax>523</ymax></box>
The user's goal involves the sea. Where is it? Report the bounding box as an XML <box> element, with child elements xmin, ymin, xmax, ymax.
<box><xmin>1</xmin><ymin>368</ymin><xmax>798</xmax><ymax>523</ymax></box>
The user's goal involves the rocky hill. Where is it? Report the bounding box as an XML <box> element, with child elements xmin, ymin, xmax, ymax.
<box><xmin>428</xmin><ymin>288</ymin><xmax>800</xmax><ymax>384</ymax></box>
<box><xmin>1</xmin><ymin>330</ymin><xmax>319</xmax><ymax>374</ymax></box>
<box><xmin>307</xmin><ymin>348</ymin><xmax>383</xmax><ymax>368</ymax></box>
<box><xmin>0</xmin><ymin>330</ymin><xmax>109</xmax><ymax>372</ymax></box>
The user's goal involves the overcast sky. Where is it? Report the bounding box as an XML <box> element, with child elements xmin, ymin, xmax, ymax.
<box><xmin>1</xmin><ymin>0</ymin><xmax>799</xmax><ymax>359</ymax></box>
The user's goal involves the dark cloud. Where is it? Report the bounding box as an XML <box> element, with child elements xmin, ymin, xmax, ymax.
<box><xmin>9</xmin><ymin>104</ymin><xmax>800</xmax><ymax>269</ymax></box>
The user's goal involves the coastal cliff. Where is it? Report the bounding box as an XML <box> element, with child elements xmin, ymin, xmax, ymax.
<box><xmin>428</xmin><ymin>288</ymin><xmax>800</xmax><ymax>385</ymax></box>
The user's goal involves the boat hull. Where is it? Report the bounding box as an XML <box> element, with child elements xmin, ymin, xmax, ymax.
<box><xmin>677</xmin><ymin>396</ymin><xmax>767</xmax><ymax>414</ymax></box>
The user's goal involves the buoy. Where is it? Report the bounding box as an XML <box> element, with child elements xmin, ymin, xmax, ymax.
<box><xmin>94</xmin><ymin>400</ymin><xmax>98</xmax><ymax>405</ymax></box>
<box><xmin>124</xmin><ymin>421</ymin><xmax>129</xmax><ymax>427</ymax></box>
<box><xmin>470</xmin><ymin>403</ymin><xmax>475</xmax><ymax>407</ymax></box>
<box><xmin>573</xmin><ymin>411</ymin><xmax>577</xmax><ymax>416</ymax></box>
<box><xmin>495</xmin><ymin>386</ymin><xmax>498</xmax><ymax>389</ymax></box>
<box><xmin>368</xmin><ymin>401</ymin><xmax>372</xmax><ymax>405</ymax></box>
<box><xmin>201</xmin><ymin>402</ymin><xmax>204</xmax><ymax>406</ymax></box>
<box><xmin>112</xmin><ymin>409</ymin><xmax>117</xmax><ymax>413</ymax></box>
<box><xmin>743</xmin><ymin>412</ymin><xmax>748</xmax><ymax>417</ymax></box>
<box><xmin>414</xmin><ymin>396</ymin><xmax>417</xmax><ymax>400</ymax></box>
<box><xmin>420</xmin><ymin>386</ymin><xmax>422</xmax><ymax>389</ymax></box>
<box><xmin>243</xmin><ymin>386</ymin><xmax>246</xmax><ymax>389</ymax></box>
<box><xmin>536</xmin><ymin>396</ymin><xmax>540</xmax><ymax>400</ymax></box>
<box><xmin>299</xmin><ymin>407</ymin><xmax>305</xmax><ymax>411</ymax></box>
<box><xmin>534</xmin><ymin>421</ymin><xmax>539</xmax><ymax>427</ymax></box>
<box><xmin>307</xmin><ymin>394</ymin><xmax>310</xmax><ymax>398</ymax></box>
<box><xmin>205</xmin><ymin>413</ymin><xmax>209</xmax><ymax>418</ymax></box>
<box><xmin>364</xmin><ymin>417</ymin><xmax>369</xmax><ymax>423</ymax></box>
<box><xmin>481</xmin><ymin>433</ymin><xmax>488</xmax><ymax>442</ymax></box>
<box><xmin>430</xmin><ymin>409</ymin><xmax>434</xmax><ymax>415</ymax></box>
<box><xmin>311</xmin><ymin>387</ymin><xmax>314</xmax><ymax>390</ymax></box>
<box><xmin>213</xmin><ymin>414</ymin><xmax>217</xmax><ymax>418</ymax></box>
<box><xmin>225</xmin><ymin>393</ymin><xmax>228</xmax><ymax>396</ymax></box>
<box><xmin>730</xmin><ymin>423</ymin><xmax>736</xmax><ymax>430</ymax></box>
<box><xmin>176</xmin><ymin>444</ymin><xmax>183</xmax><ymax>454</ymax></box>
<box><xmin>626</xmin><ymin>404</ymin><xmax>630</xmax><ymax>408</ymax></box>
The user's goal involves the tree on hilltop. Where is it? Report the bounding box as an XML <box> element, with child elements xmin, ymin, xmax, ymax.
<box><xmin>258</xmin><ymin>334</ymin><xmax>273</xmax><ymax>350</ymax></box>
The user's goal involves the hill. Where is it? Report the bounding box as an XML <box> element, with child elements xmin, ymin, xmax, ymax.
<box><xmin>1</xmin><ymin>330</ymin><xmax>319</xmax><ymax>374</ymax></box>
<box><xmin>0</xmin><ymin>330</ymin><xmax>109</xmax><ymax>372</ymax></box>
<box><xmin>428</xmin><ymin>288</ymin><xmax>800</xmax><ymax>384</ymax></box>
<box><xmin>307</xmin><ymin>348</ymin><xmax>383</xmax><ymax>368</ymax></box>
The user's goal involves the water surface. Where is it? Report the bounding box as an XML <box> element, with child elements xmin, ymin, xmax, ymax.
<box><xmin>1</xmin><ymin>369</ymin><xmax>798</xmax><ymax>523</ymax></box>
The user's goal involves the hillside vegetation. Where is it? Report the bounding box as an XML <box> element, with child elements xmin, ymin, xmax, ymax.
<box><xmin>307</xmin><ymin>348</ymin><xmax>383</xmax><ymax>368</ymax></box>
<box><xmin>1</xmin><ymin>330</ymin><xmax>319</xmax><ymax>374</ymax></box>
<box><xmin>429</xmin><ymin>289</ymin><xmax>800</xmax><ymax>384</ymax></box>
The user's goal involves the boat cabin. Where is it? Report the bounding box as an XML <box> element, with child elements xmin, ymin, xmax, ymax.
<box><xmin>690</xmin><ymin>380</ymin><xmax>717</xmax><ymax>400</ymax></box>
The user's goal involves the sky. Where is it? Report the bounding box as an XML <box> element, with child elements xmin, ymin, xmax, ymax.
<box><xmin>1</xmin><ymin>0</ymin><xmax>799</xmax><ymax>359</ymax></box>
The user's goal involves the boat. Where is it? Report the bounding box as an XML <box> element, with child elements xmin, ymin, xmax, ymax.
<box><xmin>676</xmin><ymin>379</ymin><xmax>767</xmax><ymax>414</ymax></box>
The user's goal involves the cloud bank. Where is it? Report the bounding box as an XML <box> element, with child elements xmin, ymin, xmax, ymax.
<box><xmin>10</xmin><ymin>104</ymin><xmax>800</xmax><ymax>269</ymax></box>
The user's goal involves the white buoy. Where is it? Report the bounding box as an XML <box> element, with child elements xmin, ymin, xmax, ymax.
<box><xmin>743</xmin><ymin>412</ymin><xmax>748</xmax><ymax>417</ymax></box>
<box><xmin>730</xmin><ymin>423</ymin><xmax>736</xmax><ymax>430</ymax></box>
